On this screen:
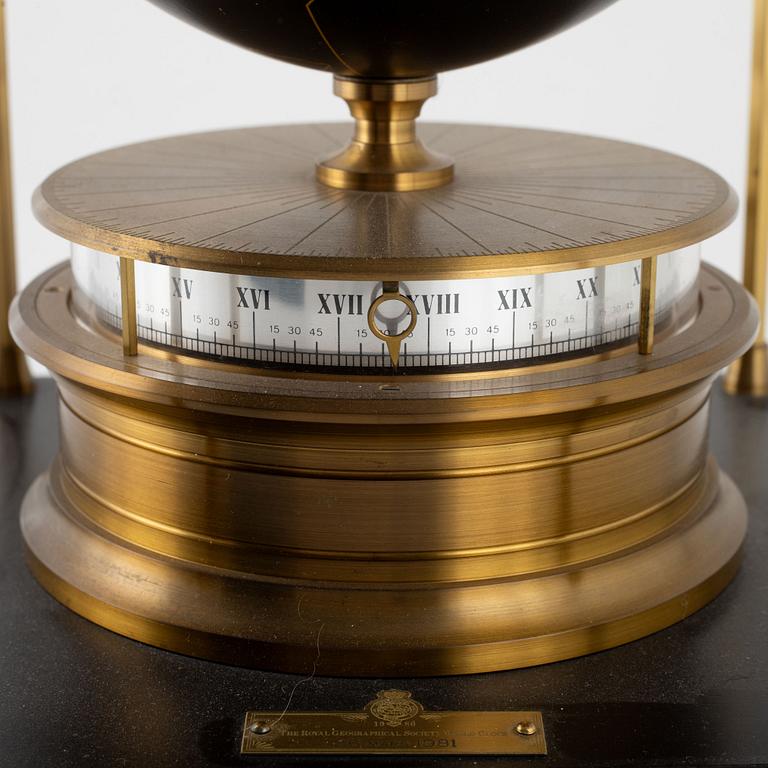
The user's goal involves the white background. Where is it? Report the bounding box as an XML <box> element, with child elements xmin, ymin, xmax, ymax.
<box><xmin>4</xmin><ymin>0</ymin><xmax>757</xmax><ymax>374</ymax></box>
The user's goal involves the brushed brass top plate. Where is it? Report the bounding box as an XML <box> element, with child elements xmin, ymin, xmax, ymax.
<box><xmin>34</xmin><ymin>124</ymin><xmax>735</xmax><ymax>279</ymax></box>
<box><xmin>241</xmin><ymin>691</ymin><xmax>546</xmax><ymax>755</ymax></box>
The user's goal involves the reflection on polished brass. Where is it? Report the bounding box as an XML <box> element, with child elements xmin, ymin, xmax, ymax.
<box><xmin>638</xmin><ymin>255</ymin><xmax>658</xmax><ymax>355</ymax></box>
<box><xmin>727</xmin><ymin>0</ymin><xmax>768</xmax><ymax>397</ymax></box>
<box><xmin>241</xmin><ymin>692</ymin><xmax>546</xmax><ymax>755</ymax></box>
<box><xmin>32</xmin><ymin>125</ymin><xmax>737</xmax><ymax>280</ymax></box>
<box><xmin>316</xmin><ymin>77</ymin><xmax>453</xmax><ymax>191</ymax></box>
<box><xmin>11</xmin><ymin>262</ymin><xmax>757</xmax><ymax>675</ymax></box>
<box><xmin>118</xmin><ymin>257</ymin><xmax>137</xmax><ymax>356</ymax></box>
<box><xmin>0</xmin><ymin>3</ymin><xmax>30</xmax><ymax>395</ymax></box>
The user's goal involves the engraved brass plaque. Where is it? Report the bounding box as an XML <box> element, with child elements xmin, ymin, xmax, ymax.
<box><xmin>241</xmin><ymin>690</ymin><xmax>547</xmax><ymax>755</ymax></box>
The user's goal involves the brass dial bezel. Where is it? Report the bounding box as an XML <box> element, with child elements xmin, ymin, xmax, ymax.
<box><xmin>33</xmin><ymin>124</ymin><xmax>737</xmax><ymax>281</ymax></box>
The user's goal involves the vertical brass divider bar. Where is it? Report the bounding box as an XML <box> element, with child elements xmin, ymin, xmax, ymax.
<box><xmin>726</xmin><ymin>0</ymin><xmax>768</xmax><ymax>396</ymax></box>
<box><xmin>0</xmin><ymin>2</ymin><xmax>31</xmax><ymax>395</ymax></box>
<box><xmin>638</xmin><ymin>255</ymin><xmax>657</xmax><ymax>355</ymax></box>
<box><xmin>119</xmin><ymin>257</ymin><xmax>137</xmax><ymax>356</ymax></box>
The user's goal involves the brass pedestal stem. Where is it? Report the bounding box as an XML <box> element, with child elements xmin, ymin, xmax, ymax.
<box><xmin>316</xmin><ymin>76</ymin><xmax>454</xmax><ymax>191</ymax></box>
<box><xmin>0</xmin><ymin>3</ymin><xmax>30</xmax><ymax>395</ymax></box>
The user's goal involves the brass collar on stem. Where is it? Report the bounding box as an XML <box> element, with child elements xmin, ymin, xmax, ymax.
<box><xmin>316</xmin><ymin>76</ymin><xmax>454</xmax><ymax>191</ymax></box>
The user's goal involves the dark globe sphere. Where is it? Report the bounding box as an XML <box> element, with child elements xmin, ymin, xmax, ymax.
<box><xmin>147</xmin><ymin>0</ymin><xmax>618</xmax><ymax>79</ymax></box>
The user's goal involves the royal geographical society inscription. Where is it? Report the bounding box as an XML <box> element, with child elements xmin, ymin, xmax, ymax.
<box><xmin>241</xmin><ymin>690</ymin><xmax>547</xmax><ymax>755</ymax></box>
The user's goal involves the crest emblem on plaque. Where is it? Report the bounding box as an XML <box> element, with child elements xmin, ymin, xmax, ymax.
<box><xmin>365</xmin><ymin>690</ymin><xmax>424</xmax><ymax>727</ymax></box>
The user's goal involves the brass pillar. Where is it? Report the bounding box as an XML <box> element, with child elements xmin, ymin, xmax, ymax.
<box><xmin>0</xmin><ymin>2</ymin><xmax>31</xmax><ymax>395</ymax></box>
<box><xmin>726</xmin><ymin>0</ymin><xmax>768</xmax><ymax>396</ymax></box>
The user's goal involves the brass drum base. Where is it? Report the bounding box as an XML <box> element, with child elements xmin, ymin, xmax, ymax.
<box><xmin>12</xmin><ymin>263</ymin><xmax>757</xmax><ymax>676</ymax></box>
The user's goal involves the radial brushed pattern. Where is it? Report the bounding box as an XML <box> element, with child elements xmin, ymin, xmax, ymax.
<box><xmin>41</xmin><ymin>123</ymin><xmax>728</xmax><ymax>261</ymax></box>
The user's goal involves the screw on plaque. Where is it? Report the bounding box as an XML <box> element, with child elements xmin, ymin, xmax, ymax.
<box><xmin>250</xmin><ymin>722</ymin><xmax>271</xmax><ymax>735</ymax></box>
<box><xmin>515</xmin><ymin>720</ymin><xmax>538</xmax><ymax>736</ymax></box>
